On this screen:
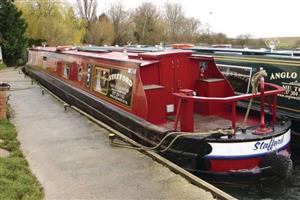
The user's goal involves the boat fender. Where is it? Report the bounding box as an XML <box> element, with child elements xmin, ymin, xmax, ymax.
<box><xmin>260</xmin><ymin>152</ymin><xmax>293</xmax><ymax>178</ymax></box>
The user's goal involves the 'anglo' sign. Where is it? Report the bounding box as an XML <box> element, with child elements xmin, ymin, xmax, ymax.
<box><xmin>270</xmin><ymin>72</ymin><xmax>298</xmax><ymax>80</ymax></box>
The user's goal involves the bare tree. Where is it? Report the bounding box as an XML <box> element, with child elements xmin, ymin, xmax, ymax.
<box><xmin>75</xmin><ymin>0</ymin><xmax>97</xmax><ymax>43</ymax></box>
<box><xmin>180</xmin><ymin>17</ymin><xmax>200</xmax><ymax>42</ymax></box>
<box><xmin>75</xmin><ymin>0</ymin><xmax>97</xmax><ymax>26</ymax></box>
<box><xmin>163</xmin><ymin>2</ymin><xmax>202</xmax><ymax>43</ymax></box>
<box><xmin>133</xmin><ymin>2</ymin><xmax>163</xmax><ymax>44</ymax></box>
<box><xmin>85</xmin><ymin>14</ymin><xmax>114</xmax><ymax>45</ymax></box>
<box><xmin>163</xmin><ymin>2</ymin><xmax>185</xmax><ymax>42</ymax></box>
<box><xmin>213</xmin><ymin>33</ymin><xmax>229</xmax><ymax>44</ymax></box>
<box><xmin>107</xmin><ymin>2</ymin><xmax>132</xmax><ymax>45</ymax></box>
<box><xmin>236</xmin><ymin>34</ymin><xmax>252</xmax><ymax>47</ymax></box>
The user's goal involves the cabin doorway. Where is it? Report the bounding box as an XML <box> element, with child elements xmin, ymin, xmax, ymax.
<box><xmin>161</xmin><ymin>57</ymin><xmax>186</xmax><ymax>114</ymax></box>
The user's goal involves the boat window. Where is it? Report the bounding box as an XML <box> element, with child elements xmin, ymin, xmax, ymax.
<box><xmin>94</xmin><ymin>67</ymin><xmax>110</xmax><ymax>95</ymax></box>
<box><xmin>62</xmin><ymin>63</ymin><xmax>70</xmax><ymax>79</ymax></box>
<box><xmin>217</xmin><ymin>64</ymin><xmax>252</xmax><ymax>94</ymax></box>
<box><xmin>85</xmin><ymin>64</ymin><xmax>92</xmax><ymax>87</ymax></box>
<box><xmin>78</xmin><ymin>66</ymin><xmax>83</xmax><ymax>81</ymax></box>
<box><xmin>43</xmin><ymin>56</ymin><xmax>47</xmax><ymax>61</ymax></box>
<box><xmin>199</xmin><ymin>61</ymin><xmax>208</xmax><ymax>76</ymax></box>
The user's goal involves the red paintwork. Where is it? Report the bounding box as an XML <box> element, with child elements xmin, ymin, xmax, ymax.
<box><xmin>139</xmin><ymin>51</ymin><xmax>200</xmax><ymax>112</ymax></box>
<box><xmin>28</xmin><ymin>48</ymin><xmax>149</xmax><ymax>119</ymax></box>
<box><xmin>196</xmin><ymin>79</ymin><xmax>227</xmax><ymax>115</ymax></box>
<box><xmin>209</xmin><ymin>158</ymin><xmax>261</xmax><ymax>172</ymax></box>
<box><xmin>27</xmin><ymin>46</ymin><xmax>284</xmax><ymax>134</ymax></box>
<box><xmin>69</xmin><ymin>62</ymin><xmax>78</xmax><ymax>81</ymax></box>
<box><xmin>173</xmin><ymin>82</ymin><xmax>284</xmax><ymax>132</ymax></box>
<box><xmin>209</xmin><ymin>145</ymin><xmax>291</xmax><ymax>172</ymax></box>
<box><xmin>26</xmin><ymin>46</ymin><xmax>291</xmax><ymax>176</ymax></box>
<box><xmin>260</xmin><ymin>77</ymin><xmax>266</xmax><ymax>129</ymax></box>
<box><xmin>255</xmin><ymin>77</ymin><xmax>273</xmax><ymax>134</ymax></box>
<box><xmin>144</xmin><ymin>86</ymin><xmax>166</xmax><ymax>124</ymax></box>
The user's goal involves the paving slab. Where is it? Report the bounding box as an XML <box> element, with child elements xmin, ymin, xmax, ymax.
<box><xmin>1</xmin><ymin>67</ymin><xmax>215</xmax><ymax>200</ymax></box>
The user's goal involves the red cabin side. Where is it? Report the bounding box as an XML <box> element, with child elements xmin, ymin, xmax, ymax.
<box><xmin>27</xmin><ymin>47</ymin><xmax>236</xmax><ymax>128</ymax></box>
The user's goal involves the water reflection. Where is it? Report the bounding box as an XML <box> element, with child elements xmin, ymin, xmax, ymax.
<box><xmin>212</xmin><ymin>155</ymin><xmax>300</xmax><ymax>200</ymax></box>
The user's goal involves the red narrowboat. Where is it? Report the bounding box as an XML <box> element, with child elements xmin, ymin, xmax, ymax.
<box><xmin>24</xmin><ymin>46</ymin><xmax>292</xmax><ymax>180</ymax></box>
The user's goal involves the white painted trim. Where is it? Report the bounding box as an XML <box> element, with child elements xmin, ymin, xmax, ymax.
<box><xmin>206</xmin><ymin>130</ymin><xmax>290</xmax><ymax>158</ymax></box>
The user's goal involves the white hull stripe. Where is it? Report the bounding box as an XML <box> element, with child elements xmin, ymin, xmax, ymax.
<box><xmin>205</xmin><ymin>130</ymin><xmax>291</xmax><ymax>158</ymax></box>
<box><xmin>205</xmin><ymin>143</ymin><xmax>290</xmax><ymax>159</ymax></box>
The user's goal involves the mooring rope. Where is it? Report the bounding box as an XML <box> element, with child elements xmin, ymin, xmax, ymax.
<box><xmin>110</xmin><ymin>128</ymin><xmax>234</xmax><ymax>153</ymax></box>
<box><xmin>242</xmin><ymin>68</ymin><xmax>267</xmax><ymax>128</ymax></box>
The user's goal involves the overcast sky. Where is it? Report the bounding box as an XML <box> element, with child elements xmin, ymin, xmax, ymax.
<box><xmin>96</xmin><ymin>0</ymin><xmax>300</xmax><ymax>38</ymax></box>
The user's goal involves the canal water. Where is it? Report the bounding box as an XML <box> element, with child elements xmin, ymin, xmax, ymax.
<box><xmin>212</xmin><ymin>155</ymin><xmax>300</xmax><ymax>199</ymax></box>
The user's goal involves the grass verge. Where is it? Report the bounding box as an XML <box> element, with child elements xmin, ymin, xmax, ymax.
<box><xmin>0</xmin><ymin>63</ymin><xmax>6</xmax><ymax>70</ymax></box>
<box><xmin>0</xmin><ymin>118</ymin><xmax>44</xmax><ymax>200</ymax></box>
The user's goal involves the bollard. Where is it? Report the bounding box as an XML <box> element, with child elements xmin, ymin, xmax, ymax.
<box><xmin>0</xmin><ymin>83</ymin><xmax>10</xmax><ymax>120</ymax></box>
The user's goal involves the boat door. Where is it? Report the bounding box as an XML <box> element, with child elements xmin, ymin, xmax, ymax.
<box><xmin>174</xmin><ymin>57</ymin><xmax>187</xmax><ymax>92</ymax></box>
<box><xmin>160</xmin><ymin>56</ymin><xmax>186</xmax><ymax>114</ymax></box>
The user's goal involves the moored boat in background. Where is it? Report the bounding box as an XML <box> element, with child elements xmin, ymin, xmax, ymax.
<box><xmin>24</xmin><ymin>45</ymin><xmax>292</xmax><ymax>181</ymax></box>
<box><xmin>185</xmin><ymin>46</ymin><xmax>300</xmax><ymax>152</ymax></box>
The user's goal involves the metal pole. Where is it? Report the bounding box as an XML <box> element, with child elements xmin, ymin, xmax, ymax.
<box><xmin>260</xmin><ymin>76</ymin><xmax>265</xmax><ymax>129</ymax></box>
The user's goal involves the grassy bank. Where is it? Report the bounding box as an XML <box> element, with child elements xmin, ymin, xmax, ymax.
<box><xmin>0</xmin><ymin>118</ymin><xmax>44</xmax><ymax>200</ymax></box>
<box><xmin>0</xmin><ymin>63</ymin><xmax>6</xmax><ymax>70</ymax></box>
